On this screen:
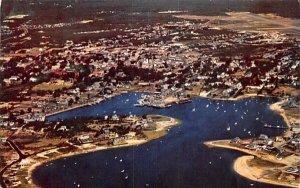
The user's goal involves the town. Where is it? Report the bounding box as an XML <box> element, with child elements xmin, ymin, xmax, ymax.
<box><xmin>0</xmin><ymin>5</ymin><xmax>300</xmax><ymax>188</ymax></box>
<box><xmin>1</xmin><ymin>18</ymin><xmax>299</xmax><ymax>120</ymax></box>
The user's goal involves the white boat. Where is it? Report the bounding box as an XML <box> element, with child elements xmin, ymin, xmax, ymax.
<box><xmin>227</xmin><ymin>126</ymin><xmax>231</xmax><ymax>131</ymax></box>
<box><xmin>121</xmin><ymin>170</ymin><xmax>125</xmax><ymax>173</ymax></box>
<box><xmin>192</xmin><ymin>108</ymin><xmax>196</xmax><ymax>112</ymax></box>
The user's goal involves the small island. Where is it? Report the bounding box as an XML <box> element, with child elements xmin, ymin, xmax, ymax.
<box><xmin>0</xmin><ymin>114</ymin><xmax>180</xmax><ymax>187</ymax></box>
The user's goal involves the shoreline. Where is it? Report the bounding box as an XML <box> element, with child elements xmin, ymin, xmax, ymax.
<box><xmin>44</xmin><ymin>88</ymin><xmax>155</xmax><ymax>118</ymax></box>
<box><xmin>234</xmin><ymin>156</ymin><xmax>299</xmax><ymax>188</ymax></box>
<box><xmin>204</xmin><ymin>96</ymin><xmax>300</xmax><ymax>188</ymax></box>
<box><xmin>269</xmin><ymin>100</ymin><xmax>293</xmax><ymax>136</ymax></box>
<box><xmin>45</xmin><ymin>91</ymin><xmax>130</xmax><ymax>118</ymax></box>
<box><xmin>196</xmin><ymin>93</ymin><xmax>277</xmax><ymax>102</ymax></box>
<box><xmin>17</xmin><ymin>116</ymin><xmax>181</xmax><ymax>187</ymax></box>
<box><xmin>205</xmin><ymin>140</ymin><xmax>299</xmax><ymax>188</ymax></box>
<box><xmin>2</xmin><ymin>91</ymin><xmax>293</xmax><ymax>188</ymax></box>
<box><xmin>45</xmin><ymin>90</ymin><xmax>277</xmax><ymax>119</ymax></box>
<box><xmin>29</xmin><ymin>140</ymin><xmax>148</xmax><ymax>187</ymax></box>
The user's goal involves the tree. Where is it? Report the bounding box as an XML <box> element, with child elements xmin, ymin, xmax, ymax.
<box><xmin>68</xmin><ymin>98</ymin><xmax>74</xmax><ymax>106</ymax></box>
<box><xmin>53</xmin><ymin>90</ymin><xmax>61</xmax><ymax>98</ymax></box>
<box><xmin>27</xmin><ymin>107</ymin><xmax>32</xmax><ymax>113</ymax></box>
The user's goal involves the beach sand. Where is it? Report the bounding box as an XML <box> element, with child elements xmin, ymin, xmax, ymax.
<box><xmin>204</xmin><ymin>96</ymin><xmax>300</xmax><ymax>188</ymax></box>
<box><xmin>234</xmin><ymin>156</ymin><xmax>299</xmax><ymax>188</ymax></box>
<box><xmin>205</xmin><ymin>140</ymin><xmax>300</xmax><ymax>188</ymax></box>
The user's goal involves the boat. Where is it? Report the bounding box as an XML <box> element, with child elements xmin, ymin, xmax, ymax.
<box><xmin>264</xmin><ymin>124</ymin><xmax>287</xmax><ymax>129</ymax></box>
<box><xmin>227</xmin><ymin>126</ymin><xmax>231</xmax><ymax>131</ymax></box>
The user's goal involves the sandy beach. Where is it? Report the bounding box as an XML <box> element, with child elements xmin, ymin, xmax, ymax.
<box><xmin>204</xmin><ymin>96</ymin><xmax>300</xmax><ymax>188</ymax></box>
<box><xmin>205</xmin><ymin>139</ymin><xmax>300</xmax><ymax>188</ymax></box>
<box><xmin>234</xmin><ymin>156</ymin><xmax>299</xmax><ymax>188</ymax></box>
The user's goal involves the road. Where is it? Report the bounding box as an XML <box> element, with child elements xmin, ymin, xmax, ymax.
<box><xmin>0</xmin><ymin>140</ymin><xmax>27</xmax><ymax>188</ymax></box>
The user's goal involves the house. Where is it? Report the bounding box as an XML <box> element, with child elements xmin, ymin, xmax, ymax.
<box><xmin>112</xmin><ymin>137</ymin><xmax>125</xmax><ymax>145</ymax></box>
<box><xmin>230</xmin><ymin>137</ymin><xmax>241</xmax><ymax>144</ymax></box>
<box><xmin>111</xmin><ymin>114</ymin><xmax>119</xmax><ymax>121</ymax></box>
<box><xmin>90</xmin><ymin>71</ymin><xmax>105</xmax><ymax>78</ymax></box>
<box><xmin>78</xmin><ymin>135</ymin><xmax>92</xmax><ymax>144</ymax></box>
<box><xmin>3</xmin><ymin>76</ymin><xmax>21</xmax><ymax>85</ymax></box>
<box><xmin>29</xmin><ymin>77</ymin><xmax>39</xmax><ymax>83</ymax></box>
<box><xmin>54</xmin><ymin>70</ymin><xmax>67</xmax><ymax>76</ymax></box>
<box><xmin>259</xmin><ymin>134</ymin><xmax>269</xmax><ymax>140</ymax></box>
<box><xmin>124</xmin><ymin>132</ymin><xmax>135</xmax><ymax>140</ymax></box>
<box><xmin>57</xmin><ymin>126</ymin><xmax>69</xmax><ymax>132</ymax></box>
<box><xmin>291</xmin><ymin>125</ymin><xmax>300</xmax><ymax>133</ymax></box>
<box><xmin>245</xmin><ymin>85</ymin><xmax>263</xmax><ymax>93</ymax></box>
<box><xmin>288</xmin><ymin>140</ymin><xmax>300</xmax><ymax>150</ymax></box>
<box><xmin>0</xmin><ymin>137</ymin><xmax>8</xmax><ymax>143</ymax></box>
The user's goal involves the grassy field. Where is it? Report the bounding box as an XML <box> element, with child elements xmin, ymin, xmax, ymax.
<box><xmin>32</xmin><ymin>80</ymin><xmax>73</xmax><ymax>91</ymax></box>
<box><xmin>143</xmin><ymin>130</ymin><xmax>166</xmax><ymax>140</ymax></box>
